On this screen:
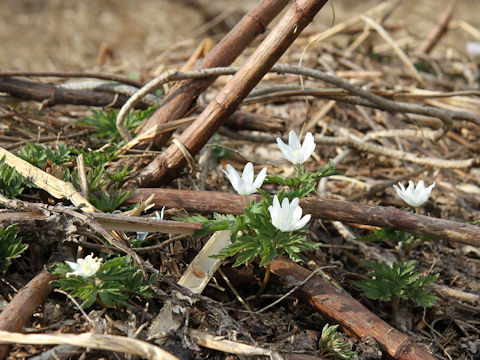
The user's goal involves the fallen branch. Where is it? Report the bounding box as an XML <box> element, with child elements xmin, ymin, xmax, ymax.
<box><xmin>0</xmin><ymin>331</ymin><xmax>177</xmax><ymax>360</ymax></box>
<box><xmin>126</xmin><ymin>188</ymin><xmax>480</xmax><ymax>247</ymax></box>
<box><xmin>134</xmin><ymin>0</ymin><xmax>289</xmax><ymax>149</ymax></box>
<box><xmin>0</xmin><ymin>77</ymin><xmax>150</xmax><ymax>109</ymax></box>
<box><xmin>269</xmin><ymin>257</ymin><xmax>437</xmax><ymax>360</ymax></box>
<box><xmin>416</xmin><ymin>0</ymin><xmax>455</xmax><ymax>55</ymax></box>
<box><xmin>126</xmin><ymin>0</ymin><xmax>329</xmax><ymax>187</ymax></box>
<box><xmin>0</xmin><ymin>271</ymin><xmax>57</xmax><ymax>359</ymax></box>
<box><xmin>0</xmin><ymin>70</ymin><xmax>142</xmax><ymax>88</ymax></box>
<box><xmin>0</xmin><ymin>211</ymin><xmax>201</xmax><ymax>235</ymax></box>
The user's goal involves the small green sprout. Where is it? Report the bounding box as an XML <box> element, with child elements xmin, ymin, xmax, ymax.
<box><xmin>318</xmin><ymin>323</ymin><xmax>357</xmax><ymax>359</ymax></box>
<box><xmin>81</xmin><ymin>106</ymin><xmax>157</xmax><ymax>143</ymax></box>
<box><xmin>18</xmin><ymin>143</ymin><xmax>73</xmax><ymax>168</ymax></box>
<box><xmin>354</xmin><ymin>260</ymin><xmax>438</xmax><ymax>319</ymax></box>
<box><xmin>89</xmin><ymin>189</ymin><xmax>134</xmax><ymax>213</ymax></box>
<box><xmin>0</xmin><ymin>156</ymin><xmax>26</xmax><ymax>199</ymax></box>
<box><xmin>0</xmin><ymin>225</ymin><xmax>28</xmax><ymax>273</ymax></box>
<box><xmin>51</xmin><ymin>255</ymin><xmax>156</xmax><ymax>308</ymax></box>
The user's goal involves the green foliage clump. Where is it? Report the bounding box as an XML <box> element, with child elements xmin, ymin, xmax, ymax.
<box><xmin>18</xmin><ymin>143</ymin><xmax>73</xmax><ymax>168</ymax></box>
<box><xmin>62</xmin><ymin>149</ymin><xmax>133</xmax><ymax>212</ymax></box>
<box><xmin>0</xmin><ymin>225</ymin><xmax>28</xmax><ymax>272</ymax></box>
<box><xmin>81</xmin><ymin>106</ymin><xmax>157</xmax><ymax>143</ymax></box>
<box><xmin>51</xmin><ymin>255</ymin><xmax>156</xmax><ymax>308</ymax></box>
<box><xmin>89</xmin><ymin>189</ymin><xmax>134</xmax><ymax>213</ymax></box>
<box><xmin>318</xmin><ymin>323</ymin><xmax>357</xmax><ymax>359</ymax></box>
<box><xmin>0</xmin><ymin>156</ymin><xmax>26</xmax><ymax>198</ymax></box>
<box><xmin>354</xmin><ymin>260</ymin><xmax>438</xmax><ymax>308</ymax></box>
<box><xmin>266</xmin><ymin>159</ymin><xmax>342</xmax><ymax>198</ymax></box>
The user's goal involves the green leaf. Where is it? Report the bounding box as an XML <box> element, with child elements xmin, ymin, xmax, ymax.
<box><xmin>318</xmin><ymin>323</ymin><xmax>357</xmax><ymax>359</ymax></box>
<box><xmin>355</xmin><ymin>260</ymin><xmax>438</xmax><ymax>307</ymax></box>
<box><xmin>81</xmin><ymin>106</ymin><xmax>157</xmax><ymax>143</ymax></box>
<box><xmin>0</xmin><ymin>156</ymin><xmax>26</xmax><ymax>199</ymax></box>
<box><xmin>89</xmin><ymin>189</ymin><xmax>134</xmax><ymax>213</ymax></box>
<box><xmin>17</xmin><ymin>143</ymin><xmax>73</xmax><ymax>168</ymax></box>
<box><xmin>0</xmin><ymin>225</ymin><xmax>28</xmax><ymax>272</ymax></box>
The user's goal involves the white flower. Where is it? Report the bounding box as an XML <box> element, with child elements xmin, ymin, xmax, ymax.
<box><xmin>222</xmin><ymin>162</ymin><xmax>267</xmax><ymax>196</ymax></box>
<box><xmin>137</xmin><ymin>208</ymin><xmax>165</xmax><ymax>242</ymax></box>
<box><xmin>393</xmin><ymin>180</ymin><xmax>435</xmax><ymax>208</ymax></box>
<box><xmin>268</xmin><ymin>195</ymin><xmax>311</xmax><ymax>232</ymax></box>
<box><xmin>276</xmin><ymin>130</ymin><xmax>316</xmax><ymax>165</ymax></box>
<box><xmin>66</xmin><ymin>254</ymin><xmax>102</xmax><ymax>278</ymax></box>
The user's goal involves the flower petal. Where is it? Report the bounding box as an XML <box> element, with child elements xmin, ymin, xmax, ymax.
<box><xmin>295</xmin><ymin>214</ymin><xmax>311</xmax><ymax>230</ymax></box>
<box><xmin>252</xmin><ymin>167</ymin><xmax>267</xmax><ymax>189</ymax></box>
<box><xmin>242</xmin><ymin>162</ymin><xmax>254</xmax><ymax>185</ymax></box>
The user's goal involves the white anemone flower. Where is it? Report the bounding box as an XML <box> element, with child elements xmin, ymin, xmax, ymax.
<box><xmin>66</xmin><ymin>254</ymin><xmax>102</xmax><ymax>278</ymax></box>
<box><xmin>268</xmin><ymin>195</ymin><xmax>311</xmax><ymax>232</ymax></box>
<box><xmin>393</xmin><ymin>180</ymin><xmax>435</xmax><ymax>208</ymax></box>
<box><xmin>276</xmin><ymin>130</ymin><xmax>316</xmax><ymax>165</ymax></box>
<box><xmin>222</xmin><ymin>162</ymin><xmax>267</xmax><ymax>196</ymax></box>
<box><xmin>137</xmin><ymin>208</ymin><xmax>165</xmax><ymax>242</ymax></box>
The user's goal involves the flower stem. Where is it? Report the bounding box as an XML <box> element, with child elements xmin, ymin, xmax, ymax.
<box><xmin>244</xmin><ymin>195</ymin><xmax>249</xmax><ymax>208</ymax></box>
<box><xmin>391</xmin><ymin>295</ymin><xmax>400</xmax><ymax>321</ymax></box>
<box><xmin>414</xmin><ymin>207</ymin><xmax>419</xmax><ymax>214</ymax></box>
<box><xmin>256</xmin><ymin>263</ymin><xmax>271</xmax><ymax>298</ymax></box>
<box><xmin>256</xmin><ymin>232</ymin><xmax>280</xmax><ymax>298</ymax></box>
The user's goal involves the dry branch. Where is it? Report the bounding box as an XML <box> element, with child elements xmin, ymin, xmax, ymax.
<box><xmin>0</xmin><ymin>271</ymin><xmax>57</xmax><ymax>359</ymax></box>
<box><xmin>0</xmin><ymin>211</ymin><xmax>201</xmax><ymax>235</ymax></box>
<box><xmin>416</xmin><ymin>0</ymin><xmax>456</xmax><ymax>55</ymax></box>
<box><xmin>0</xmin><ymin>71</ymin><xmax>142</xmax><ymax>88</ymax></box>
<box><xmin>127</xmin><ymin>0</ymin><xmax>329</xmax><ymax>187</ymax></box>
<box><xmin>135</xmin><ymin>0</ymin><xmax>289</xmax><ymax>149</ymax></box>
<box><xmin>0</xmin><ymin>77</ymin><xmax>149</xmax><ymax>109</ymax></box>
<box><xmin>0</xmin><ymin>331</ymin><xmax>177</xmax><ymax>360</ymax></box>
<box><xmin>269</xmin><ymin>257</ymin><xmax>437</xmax><ymax>360</ymax></box>
<box><xmin>126</xmin><ymin>188</ymin><xmax>480</xmax><ymax>247</ymax></box>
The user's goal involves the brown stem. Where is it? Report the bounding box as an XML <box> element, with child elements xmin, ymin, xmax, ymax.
<box><xmin>0</xmin><ymin>77</ymin><xmax>149</xmax><ymax>109</ymax></box>
<box><xmin>126</xmin><ymin>0</ymin><xmax>329</xmax><ymax>187</ymax></box>
<box><xmin>0</xmin><ymin>271</ymin><xmax>58</xmax><ymax>359</ymax></box>
<box><xmin>135</xmin><ymin>0</ymin><xmax>289</xmax><ymax>150</ymax></box>
<box><xmin>269</xmin><ymin>257</ymin><xmax>437</xmax><ymax>360</ymax></box>
<box><xmin>125</xmin><ymin>188</ymin><xmax>480</xmax><ymax>247</ymax></box>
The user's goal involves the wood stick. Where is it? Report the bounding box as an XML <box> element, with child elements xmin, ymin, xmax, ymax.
<box><xmin>126</xmin><ymin>188</ymin><xmax>480</xmax><ymax>247</ymax></box>
<box><xmin>269</xmin><ymin>257</ymin><xmax>437</xmax><ymax>360</ymax></box>
<box><xmin>0</xmin><ymin>211</ymin><xmax>201</xmax><ymax>236</ymax></box>
<box><xmin>0</xmin><ymin>271</ymin><xmax>57</xmax><ymax>359</ymax></box>
<box><xmin>0</xmin><ymin>77</ymin><xmax>149</xmax><ymax>109</ymax></box>
<box><xmin>135</xmin><ymin>0</ymin><xmax>289</xmax><ymax>149</ymax></box>
<box><xmin>126</xmin><ymin>0</ymin><xmax>329</xmax><ymax>187</ymax></box>
<box><xmin>416</xmin><ymin>0</ymin><xmax>456</xmax><ymax>55</ymax></box>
